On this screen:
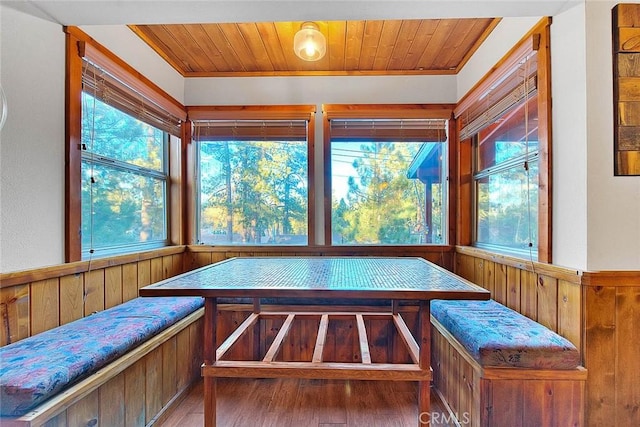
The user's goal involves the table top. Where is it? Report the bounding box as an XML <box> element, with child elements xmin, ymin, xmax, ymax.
<box><xmin>140</xmin><ymin>257</ymin><xmax>489</xmax><ymax>301</ymax></box>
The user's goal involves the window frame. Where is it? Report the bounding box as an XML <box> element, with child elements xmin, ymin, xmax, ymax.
<box><xmin>454</xmin><ymin>18</ymin><xmax>552</xmax><ymax>262</ymax></box>
<box><xmin>186</xmin><ymin>105</ymin><xmax>317</xmax><ymax>246</ymax></box>
<box><xmin>322</xmin><ymin>104</ymin><xmax>456</xmax><ymax>247</ymax></box>
<box><xmin>65</xmin><ymin>27</ymin><xmax>187</xmax><ymax>262</ymax></box>
<box><xmin>79</xmin><ymin>119</ymin><xmax>170</xmax><ymax>257</ymax></box>
<box><xmin>472</xmin><ymin>132</ymin><xmax>540</xmax><ymax>257</ymax></box>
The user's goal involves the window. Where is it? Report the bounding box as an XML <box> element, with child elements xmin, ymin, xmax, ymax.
<box><xmin>455</xmin><ymin>22</ymin><xmax>551</xmax><ymax>261</ymax></box>
<box><xmin>325</xmin><ymin>107</ymin><xmax>451</xmax><ymax>246</ymax></box>
<box><xmin>81</xmin><ymin>92</ymin><xmax>168</xmax><ymax>255</ymax></box>
<box><xmin>474</xmin><ymin>94</ymin><xmax>539</xmax><ymax>254</ymax></box>
<box><xmin>66</xmin><ymin>27</ymin><xmax>186</xmax><ymax>261</ymax></box>
<box><xmin>191</xmin><ymin>107</ymin><xmax>314</xmax><ymax>245</ymax></box>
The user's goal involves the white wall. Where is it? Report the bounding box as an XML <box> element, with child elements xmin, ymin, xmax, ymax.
<box><xmin>584</xmin><ymin>0</ymin><xmax>640</xmax><ymax>270</ymax></box>
<box><xmin>185</xmin><ymin>75</ymin><xmax>456</xmax><ymax>106</ymax></box>
<box><xmin>0</xmin><ymin>6</ymin><xmax>66</xmax><ymax>272</ymax></box>
<box><xmin>550</xmin><ymin>4</ymin><xmax>589</xmax><ymax>270</ymax></box>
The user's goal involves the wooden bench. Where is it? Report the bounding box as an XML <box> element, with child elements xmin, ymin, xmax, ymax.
<box><xmin>430</xmin><ymin>299</ymin><xmax>587</xmax><ymax>427</ymax></box>
<box><xmin>0</xmin><ymin>297</ymin><xmax>204</xmax><ymax>427</ymax></box>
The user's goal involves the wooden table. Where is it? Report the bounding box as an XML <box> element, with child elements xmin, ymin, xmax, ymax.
<box><xmin>140</xmin><ymin>257</ymin><xmax>489</xmax><ymax>427</ymax></box>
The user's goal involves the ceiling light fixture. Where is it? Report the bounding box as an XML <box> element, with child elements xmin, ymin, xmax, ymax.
<box><xmin>293</xmin><ymin>22</ymin><xmax>326</xmax><ymax>61</ymax></box>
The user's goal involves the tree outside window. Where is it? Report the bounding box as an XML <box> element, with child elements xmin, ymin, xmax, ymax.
<box><xmin>195</xmin><ymin>120</ymin><xmax>309</xmax><ymax>245</ymax></box>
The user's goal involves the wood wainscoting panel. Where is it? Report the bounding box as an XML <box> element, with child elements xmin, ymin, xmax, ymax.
<box><xmin>583</xmin><ymin>283</ymin><xmax>618</xmax><ymax>426</ymax></box>
<box><xmin>454</xmin><ymin>252</ymin><xmax>475</xmax><ymax>282</ymax></box>
<box><xmin>122</xmin><ymin>263</ymin><xmax>139</xmax><ymax>302</ymax></box>
<box><xmin>493</xmin><ymin>262</ymin><xmax>509</xmax><ymax>306</ymax></box>
<box><xmin>176</xmin><ymin>325</ymin><xmax>195</xmax><ymax>391</ymax></box>
<box><xmin>506</xmin><ymin>265</ymin><xmax>522</xmax><ymax>313</ymax></box>
<box><xmin>84</xmin><ymin>269</ymin><xmax>105</xmax><ymax>315</ymax></box>
<box><xmin>125</xmin><ymin>358</ymin><xmax>147</xmax><ymax>427</ymax></box>
<box><xmin>137</xmin><ymin>259</ymin><xmax>152</xmax><ymax>291</ymax></box>
<box><xmin>583</xmin><ymin>271</ymin><xmax>640</xmax><ymax>427</ymax></box>
<box><xmin>151</xmin><ymin>257</ymin><xmax>164</xmax><ymax>284</ymax></box>
<box><xmin>162</xmin><ymin>336</ymin><xmax>179</xmax><ymax>407</ymax></box>
<box><xmin>582</xmin><ymin>270</ymin><xmax>640</xmax><ymax>426</ymax></box>
<box><xmin>536</xmin><ymin>274</ymin><xmax>558</xmax><ymax>332</ymax></box>
<box><xmin>30</xmin><ymin>278</ymin><xmax>60</xmax><ymax>335</ymax></box>
<box><xmin>66</xmin><ymin>388</ymin><xmax>100</xmax><ymax>427</ymax></box>
<box><xmin>99</xmin><ymin>371</ymin><xmax>126</xmax><ymax>426</ymax></box>
<box><xmin>558</xmin><ymin>279</ymin><xmax>582</xmax><ymax>351</ymax></box>
<box><xmin>521</xmin><ymin>270</ymin><xmax>539</xmax><ymax>322</ymax></box>
<box><xmin>105</xmin><ymin>265</ymin><xmax>124</xmax><ymax>310</ymax></box>
<box><xmin>59</xmin><ymin>273</ymin><xmax>84</xmax><ymax>325</ymax></box>
<box><xmin>145</xmin><ymin>342</ymin><xmax>164</xmax><ymax>423</ymax></box>
<box><xmin>615</xmin><ymin>285</ymin><xmax>640</xmax><ymax>424</ymax></box>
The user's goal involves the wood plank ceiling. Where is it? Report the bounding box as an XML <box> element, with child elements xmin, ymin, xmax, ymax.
<box><xmin>129</xmin><ymin>18</ymin><xmax>500</xmax><ymax>77</ymax></box>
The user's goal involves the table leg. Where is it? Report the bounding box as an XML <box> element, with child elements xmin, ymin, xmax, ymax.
<box><xmin>418</xmin><ymin>300</ymin><xmax>431</xmax><ymax>426</ymax></box>
<box><xmin>204</xmin><ymin>298</ymin><xmax>217</xmax><ymax>427</ymax></box>
<box><xmin>204</xmin><ymin>377</ymin><xmax>217</xmax><ymax>427</ymax></box>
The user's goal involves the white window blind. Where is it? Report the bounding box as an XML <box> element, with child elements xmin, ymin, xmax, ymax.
<box><xmin>329</xmin><ymin>118</ymin><xmax>448</xmax><ymax>142</ymax></box>
<box><xmin>456</xmin><ymin>37</ymin><xmax>539</xmax><ymax>141</ymax></box>
<box><xmin>81</xmin><ymin>59</ymin><xmax>183</xmax><ymax>136</ymax></box>
<box><xmin>192</xmin><ymin>120</ymin><xmax>308</xmax><ymax>141</ymax></box>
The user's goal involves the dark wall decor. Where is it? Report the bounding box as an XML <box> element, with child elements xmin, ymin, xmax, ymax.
<box><xmin>613</xmin><ymin>3</ymin><xmax>640</xmax><ymax>175</ymax></box>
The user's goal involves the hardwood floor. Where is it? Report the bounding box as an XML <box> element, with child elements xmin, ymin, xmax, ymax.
<box><xmin>157</xmin><ymin>378</ymin><xmax>457</xmax><ymax>427</ymax></box>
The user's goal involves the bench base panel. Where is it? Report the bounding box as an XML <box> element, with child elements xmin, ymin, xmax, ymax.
<box><xmin>431</xmin><ymin>319</ymin><xmax>586</xmax><ymax>427</ymax></box>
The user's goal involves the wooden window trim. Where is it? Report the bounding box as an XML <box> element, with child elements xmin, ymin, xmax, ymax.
<box><xmin>455</xmin><ymin>18</ymin><xmax>552</xmax><ymax>263</ymax></box>
<box><xmin>322</xmin><ymin>104</ymin><xmax>456</xmax><ymax>246</ymax></box>
<box><xmin>186</xmin><ymin>105</ymin><xmax>317</xmax><ymax>246</ymax></box>
<box><xmin>65</xmin><ymin>27</ymin><xmax>187</xmax><ymax>262</ymax></box>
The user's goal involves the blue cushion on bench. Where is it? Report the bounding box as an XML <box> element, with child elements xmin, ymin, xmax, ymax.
<box><xmin>0</xmin><ymin>296</ymin><xmax>203</xmax><ymax>417</ymax></box>
<box><xmin>431</xmin><ymin>299</ymin><xmax>580</xmax><ymax>369</ymax></box>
